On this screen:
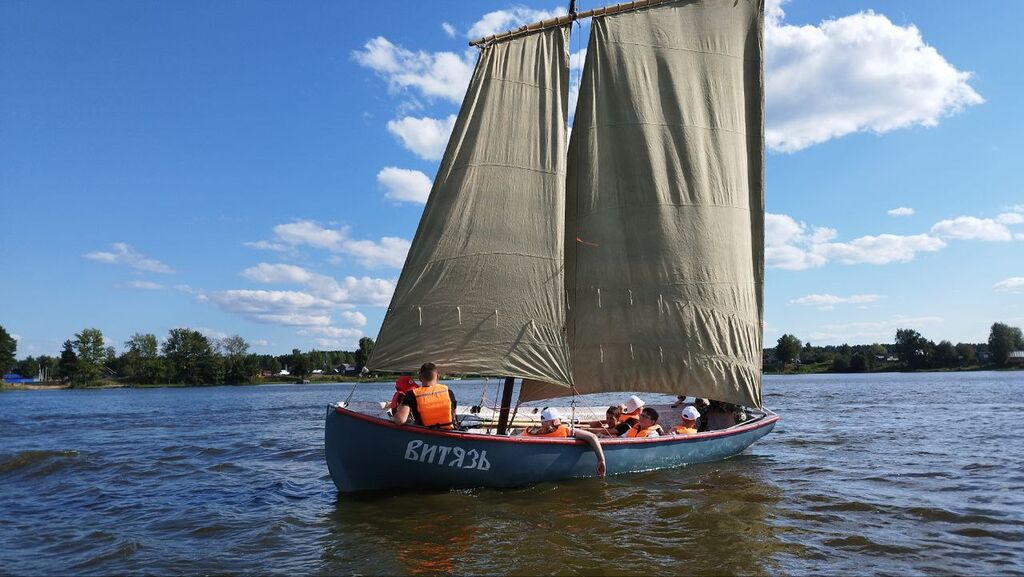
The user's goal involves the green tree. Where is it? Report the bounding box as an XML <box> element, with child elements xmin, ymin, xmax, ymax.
<box><xmin>222</xmin><ymin>335</ymin><xmax>256</xmax><ymax>384</ymax></box>
<box><xmin>934</xmin><ymin>340</ymin><xmax>958</xmax><ymax>368</ymax></box>
<box><xmin>162</xmin><ymin>328</ymin><xmax>218</xmax><ymax>385</ymax></box>
<box><xmin>831</xmin><ymin>355</ymin><xmax>850</xmax><ymax>372</ymax></box>
<box><xmin>291</xmin><ymin>348</ymin><xmax>309</xmax><ymax>378</ymax></box>
<box><xmin>849</xmin><ymin>353</ymin><xmax>867</xmax><ymax>372</ymax></box>
<box><xmin>36</xmin><ymin>355</ymin><xmax>58</xmax><ymax>381</ymax></box>
<box><xmin>894</xmin><ymin>328</ymin><xmax>928</xmax><ymax>368</ymax></box>
<box><xmin>123</xmin><ymin>333</ymin><xmax>164</xmax><ymax>384</ymax></box>
<box><xmin>955</xmin><ymin>342</ymin><xmax>977</xmax><ymax>366</ymax></box>
<box><xmin>57</xmin><ymin>340</ymin><xmax>78</xmax><ymax>382</ymax></box>
<box><xmin>16</xmin><ymin>356</ymin><xmax>40</xmax><ymax>379</ymax></box>
<box><xmin>74</xmin><ymin>328</ymin><xmax>107</xmax><ymax>384</ymax></box>
<box><xmin>988</xmin><ymin>322</ymin><xmax>1024</xmax><ymax>366</ymax></box>
<box><xmin>354</xmin><ymin>337</ymin><xmax>375</xmax><ymax>370</ymax></box>
<box><xmin>0</xmin><ymin>325</ymin><xmax>17</xmax><ymax>373</ymax></box>
<box><xmin>775</xmin><ymin>334</ymin><xmax>802</xmax><ymax>367</ymax></box>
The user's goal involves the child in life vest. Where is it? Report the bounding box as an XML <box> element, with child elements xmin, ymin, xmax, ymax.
<box><xmin>389</xmin><ymin>375</ymin><xmax>419</xmax><ymax>413</ymax></box>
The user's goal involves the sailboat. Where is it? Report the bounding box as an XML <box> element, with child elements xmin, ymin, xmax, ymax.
<box><xmin>325</xmin><ymin>0</ymin><xmax>777</xmax><ymax>493</ymax></box>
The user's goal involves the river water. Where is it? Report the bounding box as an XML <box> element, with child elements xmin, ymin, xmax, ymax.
<box><xmin>1</xmin><ymin>371</ymin><xmax>1022</xmax><ymax>575</ymax></box>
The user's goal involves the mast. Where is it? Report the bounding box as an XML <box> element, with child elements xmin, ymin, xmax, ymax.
<box><xmin>495</xmin><ymin>377</ymin><xmax>516</xmax><ymax>435</ymax></box>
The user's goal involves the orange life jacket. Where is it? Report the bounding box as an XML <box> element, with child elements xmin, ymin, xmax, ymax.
<box><xmin>523</xmin><ymin>424</ymin><xmax>571</xmax><ymax>438</ymax></box>
<box><xmin>617</xmin><ymin>409</ymin><xmax>641</xmax><ymax>425</ymax></box>
<box><xmin>411</xmin><ymin>384</ymin><xmax>454</xmax><ymax>429</ymax></box>
<box><xmin>624</xmin><ymin>423</ymin><xmax>661</xmax><ymax>438</ymax></box>
<box><xmin>671</xmin><ymin>424</ymin><xmax>698</xmax><ymax>435</ymax></box>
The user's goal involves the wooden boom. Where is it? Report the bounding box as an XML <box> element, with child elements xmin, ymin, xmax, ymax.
<box><xmin>469</xmin><ymin>0</ymin><xmax>679</xmax><ymax>47</ymax></box>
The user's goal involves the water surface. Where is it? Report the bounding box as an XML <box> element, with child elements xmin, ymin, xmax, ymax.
<box><xmin>2</xmin><ymin>372</ymin><xmax>1022</xmax><ymax>575</ymax></box>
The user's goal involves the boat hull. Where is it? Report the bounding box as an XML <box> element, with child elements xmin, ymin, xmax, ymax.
<box><xmin>324</xmin><ymin>406</ymin><xmax>778</xmax><ymax>493</ymax></box>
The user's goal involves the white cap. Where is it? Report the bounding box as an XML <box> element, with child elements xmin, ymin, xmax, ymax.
<box><xmin>681</xmin><ymin>406</ymin><xmax>700</xmax><ymax>421</ymax></box>
<box><xmin>623</xmin><ymin>395</ymin><xmax>645</xmax><ymax>414</ymax></box>
<box><xmin>540</xmin><ymin>407</ymin><xmax>562</xmax><ymax>422</ymax></box>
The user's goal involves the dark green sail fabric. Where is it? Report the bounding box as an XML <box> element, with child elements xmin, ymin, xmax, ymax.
<box><xmin>367</xmin><ymin>28</ymin><xmax>573</xmax><ymax>386</ymax></box>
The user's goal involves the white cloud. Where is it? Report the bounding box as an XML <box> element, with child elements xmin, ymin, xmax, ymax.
<box><xmin>467</xmin><ymin>6</ymin><xmax>566</xmax><ymax>39</ymax></box>
<box><xmin>766</xmin><ymin>212</ymin><xmax>945</xmax><ymax>270</ymax></box>
<box><xmin>241</xmin><ymin>263</ymin><xmax>313</xmax><ymax>284</ymax></box>
<box><xmin>377</xmin><ymin>166</ymin><xmax>433</xmax><ymax>204</ymax></box>
<box><xmin>252</xmin><ymin>339</ymin><xmax>270</xmax><ymax>347</ymax></box>
<box><xmin>931</xmin><ymin>216</ymin><xmax>1013</xmax><ymax>242</ymax></box>
<box><xmin>84</xmin><ymin>243</ymin><xmax>174</xmax><ymax>274</ymax></box>
<box><xmin>807</xmin><ymin>315</ymin><xmax>944</xmax><ymax>343</ymax></box>
<box><xmin>205</xmin><ymin>290</ymin><xmax>334</xmax><ymax>327</ymax></box>
<box><xmin>994</xmin><ymin>277</ymin><xmax>1024</xmax><ymax>293</ymax></box>
<box><xmin>252</xmin><ymin>220</ymin><xmax>410</xmax><ymax>268</ymax></box>
<box><xmin>765</xmin><ymin>2</ymin><xmax>983</xmax><ymax>152</ymax></box>
<box><xmin>338</xmin><ymin>311</ymin><xmax>368</xmax><ymax>327</ymax></box>
<box><xmin>241</xmin><ymin>262</ymin><xmax>395</xmax><ymax>307</ymax></box>
<box><xmin>243</xmin><ymin>240</ymin><xmax>291</xmax><ymax>253</ymax></box>
<box><xmin>441</xmin><ymin>22</ymin><xmax>456</xmax><ymax>38</ymax></box>
<box><xmin>790</xmin><ymin>294</ymin><xmax>884</xmax><ymax>306</ymax></box>
<box><xmin>124</xmin><ymin>280</ymin><xmax>166</xmax><ymax>290</ymax></box>
<box><xmin>888</xmin><ymin>207</ymin><xmax>915</xmax><ymax>217</ymax></box>
<box><xmin>996</xmin><ymin>212</ymin><xmax>1024</xmax><ymax>225</ymax></box>
<box><xmin>196</xmin><ymin>327</ymin><xmax>229</xmax><ymax>341</ymax></box>
<box><xmin>352</xmin><ymin>37</ymin><xmax>475</xmax><ymax>103</ymax></box>
<box><xmin>386</xmin><ymin>115</ymin><xmax>457</xmax><ymax>161</ymax></box>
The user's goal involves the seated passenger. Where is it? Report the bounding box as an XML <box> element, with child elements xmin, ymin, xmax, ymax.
<box><xmin>622</xmin><ymin>407</ymin><xmax>662</xmax><ymax>438</ymax></box>
<box><xmin>586</xmin><ymin>405</ymin><xmax>623</xmax><ymax>434</ymax></box>
<box><xmin>521</xmin><ymin>408</ymin><xmax>607</xmax><ymax>477</ymax></box>
<box><xmin>670</xmin><ymin>395</ymin><xmax>687</xmax><ymax>408</ymax></box>
<box><xmin>706</xmin><ymin>400</ymin><xmax>738</xmax><ymax>430</ymax></box>
<box><xmin>388</xmin><ymin>375</ymin><xmax>419</xmax><ymax>413</ymax></box>
<box><xmin>618</xmin><ymin>395</ymin><xmax>645</xmax><ymax>425</ymax></box>
<box><xmin>670</xmin><ymin>406</ymin><xmax>700</xmax><ymax>435</ymax></box>
<box><xmin>393</xmin><ymin>363</ymin><xmax>457</xmax><ymax>429</ymax></box>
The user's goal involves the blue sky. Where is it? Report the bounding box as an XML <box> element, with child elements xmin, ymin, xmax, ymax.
<box><xmin>1</xmin><ymin>0</ymin><xmax>1021</xmax><ymax>357</ymax></box>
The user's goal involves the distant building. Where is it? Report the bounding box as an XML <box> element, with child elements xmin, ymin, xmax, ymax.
<box><xmin>311</xmin><ymin>369</ymin><xmax>324</xmax><ymax>374</ymax></box>
<box><xmin>1008</xmin><ymin>351</ymin><xmax>1024</xmax><ymax>366</ymax></box>
<box><xmin>277</xmin><ymin>369</ymin><xmax>291</xmax><ymax>376</ymax></box>
<box><xmin>2</xmin><ymin>373</ymin><xmax>34</xmax><ymax>384</ymax></box>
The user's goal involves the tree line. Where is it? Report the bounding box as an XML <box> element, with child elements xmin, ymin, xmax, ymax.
<box><xmin>771</xmin><ymin>322</ymin><xmax>1024</xmax><ymax>373</ymax></box>
<box><xmin>0</xmin><ymin>324</ymin><xmax>375</xmax><ymax>387</ymax></box>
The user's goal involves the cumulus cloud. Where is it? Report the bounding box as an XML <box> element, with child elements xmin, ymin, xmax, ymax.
<box><xmin>377</xmin><ymin>166</ymin><xmax>433</xmax><ymax>204</ymax></box>
<box><xmin>888</xmin><ymin>207</ymin><xmax>914</xmax><ymax>217</ymax></box>
<box><xmin>807</xmin><ymin>315</ymin><xmax>944</xmax><ymax>343</ymax></box>
<box><xmin>789</xmin><ymin>294</ymin><xmax>884</xmax><ymax>307</ymax></box>
<box><xmin>996</xmin><ymin>212</ymin><xmax>1024</xmax><ymax>225</ymax></box>
<box><xmin>241</xmin><ymin>263</ymin><xmax>394</xmax><ymax>307</ymax></box>
<box><xmin>994</xmin><ymin>277</ymin><xmax>1024</xmax><ymax>293</ymax></box>
<box><xmin>386</xmin><ymin>115</ymin><xmax>456</xmax><ymax>161</ymax></box>
<box><xmin>84</xmin><ymin>243</ymin><xmax>174</xmax><ymax>274</ymax></box>
<box><xmin>441</xmin><ymin>22</ymin><xmax>456</xmax><ymax>38</ymax></box>
<box><xmin>766</xmin><ymin>212</ymin><xmax>945</xmax><ymax>270</ymax></box>
<box><xmin>765</xmin><ymin>1</ymin><xmax>983</xmax><ymax>152</ymax></box>
<box><xmin>352</xmin><ymin>37</ymin><xmax>475</xmax><ymax>104</ymax></box>
<box><xmin>204</xmin><ymin>290</ymin><xmax>334</xmax><ymax>327</ymax></box>
<box><xmin>249</xmin><ymin>220</ymin><xmax>411</xmax><ymax>269</ymax></box>
<box><xmin>467</xmin><ymin>6</ymin><xmax>566</xmax><ymax>38</ymax></box>
<box><xmin>930</xmin><ymin>216</ymin><xmax>1013</xmax><ymax>242</ymax></box>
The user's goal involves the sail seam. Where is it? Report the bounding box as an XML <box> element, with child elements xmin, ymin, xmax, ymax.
<box><xmin>448</xmin><ymin>162</ymin><xmax>561</xmax><ymax>176</ymax></box>
<box><xmin>485</xmin><ymin>75</ymin><xmax>558</xmax><ymax>92</ymax></box>
<box><xmin>424</xmin><ymin>251</ymin><xmax>560</xmax><ymax>265</ymax></box>
<box><xmin>574</xmin><ymin>202</ymin><xmax>751</xmax><ymax>218</ymax></box>
<box><xmin>605</xmin><ymin>39</ymin><xmax>757</xmax><ymax>62</ymax></box>
<box><xmin>587</xmin><ymin>121</ymin><xmax>746</xmax><ymax>137</ymax></box>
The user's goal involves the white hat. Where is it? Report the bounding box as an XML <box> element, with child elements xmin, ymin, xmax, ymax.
<box><xmin>623</xmin><ymin>395</ymin><xmax>645</xmax><ymax>414</ymax></box>
<box><xmin>681</xmin><ymin>406</ymin><xmax>700</xmax><ymax>421</ymax></box>
<box><xmin>540</xmin><ymin>407</ymin><xmax>562</xmax><ymax>422</ymax></box>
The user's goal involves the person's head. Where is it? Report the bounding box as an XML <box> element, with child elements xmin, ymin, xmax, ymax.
<box><xmin>606</xmin><ymin>405</ymin><xmax>622</xmax><ymax>421</ymax></box>
<box><xmin>540</xmin><ymin>407</ymin><xmax>562</xmax><ymax>428</ymax></box>
<box><xmin>680</xmin><ymin>406</ymin><xmax>700</xmax><ymax>424</ymax></box>
<box><xmin>624</xmin><ymin>395</ymin><xmax>645</xmax><ymax>414</ymax></box>
<box><xmin>639</xmin><ymin>407</ymin><xmax>659</xmax><ymax>426</ymax></box>
<box><xmin>695</xmin><ymin>398</ymin><xmax>709</xmax><ymax>408</ymax></box>
<box><xmin>418</xmin><ymin>362</ymin><xmax>439</xmax><ymax>384</ymax></box>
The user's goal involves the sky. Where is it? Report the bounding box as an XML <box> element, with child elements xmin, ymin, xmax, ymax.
<box><xmin>1</xmin><ymin>0</ymin><xmax>1022</xmax><ymax>358</ymax></box>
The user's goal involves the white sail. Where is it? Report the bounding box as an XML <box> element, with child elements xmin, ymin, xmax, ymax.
<box><xmin>559</xmin><ymin>0</ymin><xmax>765</xmax><ymax>408</ymax></box>
<box><xmin>367</xmin><ymin>28</ymin><xmax>574</xmax><ymax>386</ymax></box>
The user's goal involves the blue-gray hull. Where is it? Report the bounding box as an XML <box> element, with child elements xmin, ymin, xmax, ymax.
<box><xmin>324</xmin><ymin>406</ymin><xmax>778</xmax><ymax>493</ymax></box>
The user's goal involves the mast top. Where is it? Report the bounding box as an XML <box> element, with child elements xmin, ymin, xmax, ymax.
<box><xmin>469</xmin><ymin>0</ymin><xmax>677</xmax><ymax>47</ymax></box>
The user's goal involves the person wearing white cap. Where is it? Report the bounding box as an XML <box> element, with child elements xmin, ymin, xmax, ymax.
<box><xmin>520</xmin><ymin>407</ymin><xmax>607</xmax><ymax>477</ymax></box>
<box><xmin>592</xmin><ymin>395</ymin><xmax>646</xmax><ymax>437</ymax></box>
<box><xmin>671</xmin><ymin>406</ymin><xmax>700</xmax><ymax>435</ymax></box>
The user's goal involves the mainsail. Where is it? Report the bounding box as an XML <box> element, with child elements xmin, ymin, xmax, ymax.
<box><xmin>559</xmin><ymin>0</ymin><xmax>765</xmax><ymax>408</ymax></box>
<box><xmin>370</xmin><ymin>0</ymin><xmax>764</xmax><ymax>409</ymax></box>
<box><xmin>367</xmin><ymin>28</ymin><xmax>574</xmax><ymax>386</ymax></box>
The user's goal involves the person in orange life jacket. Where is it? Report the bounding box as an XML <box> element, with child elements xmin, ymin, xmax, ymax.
<box><xmin>388</xmin><ymin>375</ymin><xmax>419</xmax><ymax>414</ymax></box>
<box><xmin>622</xmin><ymin>407</ymin><xmax>662</xmax><ymax>437</ymax></box>
<box><xmin>584</xmin><ymin>405</ymin><xmax>622</xmax><ymax>434</ymax></box>
<box><xmin>393</xmin><ymin>363</ymin><xmax>457</xmax><ymax>429</ymax></box>
<box><xmin>670</xmin><ymin>406</ymin><xmax>700</xmax><ymax>435</ymax></box>
<box><xmin>521</xmin><ymin>407</ymin><xmax>607</xmax><ymax>478</ymax></box>
<box><xmin>593</xmin><ymin>395</ymin><xmax>645</xmax><ymax>437</ymax></box>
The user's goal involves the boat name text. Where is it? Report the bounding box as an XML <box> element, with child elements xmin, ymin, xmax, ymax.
<box><xmin>404</xmin><ymin>440</ymin><xmax>491</xmax><ymax>471</ymax></box>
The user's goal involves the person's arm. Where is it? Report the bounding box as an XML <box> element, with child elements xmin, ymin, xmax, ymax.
<box><xmin>393</xmin><ymin>404</ymin><xmax>411</xmax><ymax>425</ymax></box>
<box><xmin>572</xmin><ymin>428</ymin><xmax>606</xmax><ymax>478</ymax></box>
